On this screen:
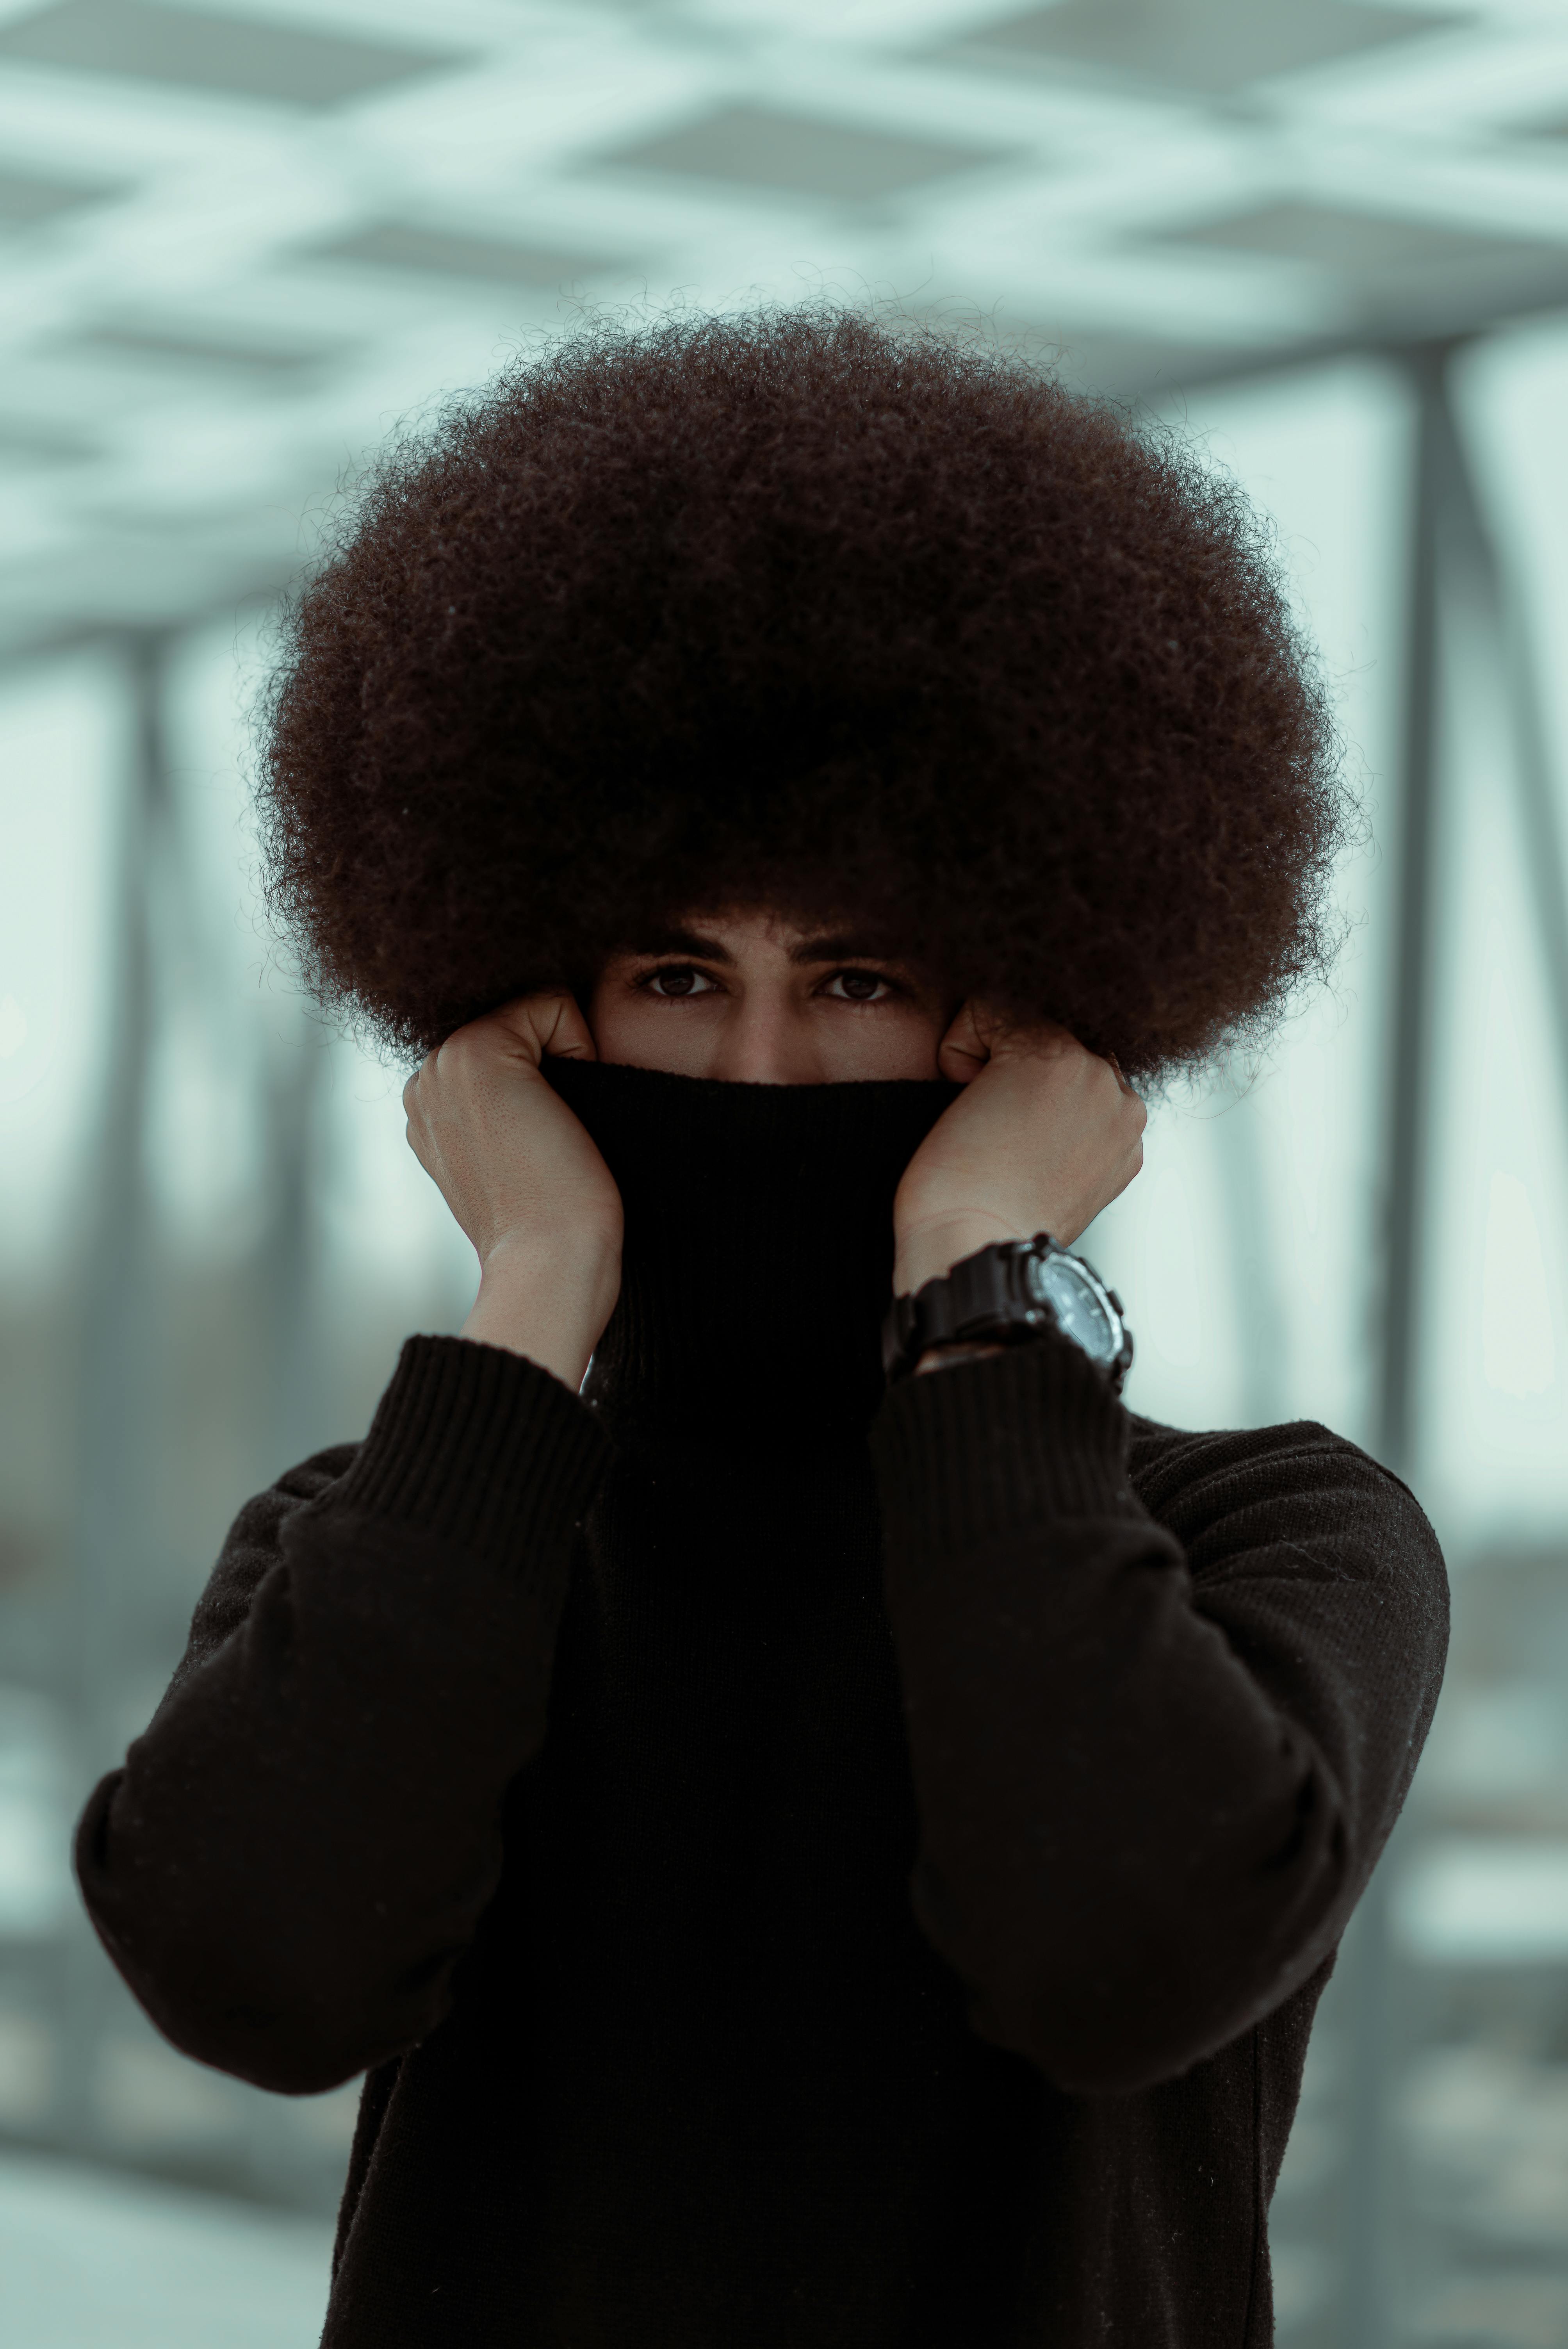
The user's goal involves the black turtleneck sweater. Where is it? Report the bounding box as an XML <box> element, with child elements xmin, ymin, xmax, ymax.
<box><xmin>75</xmin><ymin>1063</ymin><xmax>1448</xmax><ymax>2346</ymax></box>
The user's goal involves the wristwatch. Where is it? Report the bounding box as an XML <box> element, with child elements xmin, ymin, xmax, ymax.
<box><xmin>882</xmin><ymin>1233</ymin><xmax>1134</xmax><ymax>1392</ymax></box>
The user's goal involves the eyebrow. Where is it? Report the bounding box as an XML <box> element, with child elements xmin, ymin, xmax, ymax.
<box><xmin>626</xmin><ymin>925</ymin><xmax>909</xmax><ymax>968</ymax></box>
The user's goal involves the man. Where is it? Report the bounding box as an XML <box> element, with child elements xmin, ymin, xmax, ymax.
<box><xmin>76</xmin><ymin>308</ymin><xmax>1446</xmax><ymax>2345</ymax></box>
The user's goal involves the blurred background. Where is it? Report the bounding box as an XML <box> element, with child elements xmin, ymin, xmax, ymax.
<box><xmin>0</xmin><ymin>0</ymin><xmax>1566</xmax><ymax>2342</ymax></box>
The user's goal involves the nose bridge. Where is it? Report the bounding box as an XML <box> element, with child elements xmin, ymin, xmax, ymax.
<box><xmin>709</xmin><ymin>976</ymin><xmax>819</xmax><ymax>1085</ymax></box>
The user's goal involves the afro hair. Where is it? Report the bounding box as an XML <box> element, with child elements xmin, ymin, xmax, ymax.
<box><xmin>256</xmin><ymin>305</ymin><xmax>1353</xmax><ymax>1081</ymax></box>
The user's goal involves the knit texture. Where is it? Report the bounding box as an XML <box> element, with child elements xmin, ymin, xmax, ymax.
<box><xmin>331</xmin><ymin>1331</ymin><xmax>608</xmax><ymax>1577</ymax></box>
<box><xmin>75</xmin><ymin>1059</ymin><xmax>1449</xmax><ymax>2345</ymax></box>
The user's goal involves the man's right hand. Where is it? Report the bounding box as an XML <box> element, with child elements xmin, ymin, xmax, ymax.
<box><xmin>403</xmin><ymin>993</ymin><xmax>624</xmax><ymax>1389</ymax></box>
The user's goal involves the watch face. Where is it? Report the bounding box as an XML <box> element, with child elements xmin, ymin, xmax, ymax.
<box><xmin>1026</xmin><ymin>1253</ymin><xmax>1118</xmax><ymax>1363</ymax></box>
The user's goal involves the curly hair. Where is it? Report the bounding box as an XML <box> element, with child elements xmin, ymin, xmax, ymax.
<box><xmin>256</xmin><ymin>305</ymin><xmax>1352</xmax><ymax>1080</ymax></box>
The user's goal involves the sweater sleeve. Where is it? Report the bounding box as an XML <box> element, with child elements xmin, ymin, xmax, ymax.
<box><xmin>867</xmin><ymin>1330</ymin><xmax>1449</xmax><ymax>2097</ymax></box>
<box><xmin>73</xmin><ymin>1335</ymin><xmax>613</xmax><ymax>2096</ymax></box>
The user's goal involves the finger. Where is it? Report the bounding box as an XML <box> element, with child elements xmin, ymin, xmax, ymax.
<box><xmin>538</xmin><ymin>990</ymin><xmax>598</xmax><ymax>1062</ymax></box>
<box><xmin>971</xmin><ymin>1013</ymin><xmax>1079</xmax><ymax>1068</ymax></box>
<box><xmin>1104</xmin><ymin>1050</ymin><xmax>1140</xmax><ymax>1099</ymax></box>
<box><xmin>936</xmin><ymin>1000</ymin><xmax>992</xmax><ymax>1083</ymax></box>
<box><xmin>490</xmin><ymin>990</ymin><xmax>599</xmax><ymax>1068</ymax></box>
<box><xmin>403</xmin><ymin>1103</ymin><xmax>432</xmax><ymax>1176</ymax></box>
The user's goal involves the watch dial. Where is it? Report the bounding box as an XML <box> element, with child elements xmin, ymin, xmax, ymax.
<box><xmin>1029</xmin><ymin>1256</ymin><xmax>1117</xmax><ymax>1362</ymax></box>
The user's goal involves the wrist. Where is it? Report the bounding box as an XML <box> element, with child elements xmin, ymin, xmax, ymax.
<box><xmin>914</xmin><ymin>1341</ymin><xmax>1008</xmax><ymax>1376</ymax></box>
<box><xmin>462</xmin><ymin>1230</ymin><xmax>621</xmax><ymax>1392</ymax></box>
<box><xmin>893</xmin><ymin>1212</ymin><xmax>1030</xmax><ymax>1299</ymax></box>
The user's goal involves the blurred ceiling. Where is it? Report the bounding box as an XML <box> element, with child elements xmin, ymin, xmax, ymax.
<box><xmin>0</xmin><ymin>0</ymin><xmax>1565</xmax><ymax>655</ymax></box>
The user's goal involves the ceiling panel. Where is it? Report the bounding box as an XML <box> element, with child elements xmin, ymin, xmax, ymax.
<box><xmin>597</xmin><ymin>102</ymin><xmax>1015</xmax><ymax>200</ymax></box>
<box><xmin>312</xmin><ymin>222</ymin><xmax>627</xmax><ymax>288</ymax></box>
<box><xmin>946</xmin><ymin>0</ymin><xmax>1465</xmax><ymax>94</ymax></box>
<box><xmin>53</xmin><ymin>321</ymin><xmax>339</xmax><ymax>373</ymax></box>
<box><xmin>1164</xmin><ymin>200</ymin><xmax>1568</xmax><ymax>274</ymax></box>
<box><xmin>0</xmin><ymin>160</ymin><xmax>119</xmax><ymax>219</ymax></box>
<box><xmin>0</xmin><ymin>416</ymin><xmax>97</xmax><ymax>460</ymax></box>
<box><xmin>0</xmin><ymin>0</ymin><xmax>466</xmax><ymax>107</ymax></box>
<box><xmin>1150</xmin><ymin>199</ymin><xmax>1568</xmax><ymax>334</ymax></box>
<box><xmin>0</xmin><ymin>0</ymin><xmax>1561</xmax><ymax>658</ymax></box>
<box><xmin>1007</xmin><ymin>323</ymin><xmax>1245</xmax><ymax>397</ymax></box>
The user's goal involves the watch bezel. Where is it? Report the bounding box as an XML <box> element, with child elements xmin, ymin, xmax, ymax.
<box><xmin>883</xmin><ymin>1232</ymin><xmax>1133</xmax><ymax>1392</ymax></box>
<box><xmin>1022</xmin><ymin>1244</ymin><xmax>1120</xmax><ymax>1360</ymax></box>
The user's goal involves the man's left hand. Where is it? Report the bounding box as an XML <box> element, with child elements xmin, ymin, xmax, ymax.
<box><xmin>892</xmin><ymin>1007</ymin><xmax>1146</xmax><ymax>1297</ymax></box>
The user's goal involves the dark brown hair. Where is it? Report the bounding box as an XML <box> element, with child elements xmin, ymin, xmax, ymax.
<box><xmin>256</xmin><ymin>305</ymin><xmax>1352</xmax><ymax>1079</ymax></box>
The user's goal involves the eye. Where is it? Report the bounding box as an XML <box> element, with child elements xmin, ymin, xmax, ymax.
<box><xmin>823</xmin><ymin>970</ymin><xmax>898</xmax><ymax>1004</ymax></box>
<box><xmin>639</xmin><ymin>964</ymin><xmax>720</xmax><ymax>998</ymax></box>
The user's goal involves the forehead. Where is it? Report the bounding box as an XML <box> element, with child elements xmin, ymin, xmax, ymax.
<box><xmin>620</xmin><ymin>909</ymin><xmax>916</xmax><ymax>966</ymax></box>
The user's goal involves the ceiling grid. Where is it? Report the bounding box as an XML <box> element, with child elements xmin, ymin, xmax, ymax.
<box><xmin>0</xmin><ymin>0</ymin><xmax>1561</xmax><ymax>656</ymax></box>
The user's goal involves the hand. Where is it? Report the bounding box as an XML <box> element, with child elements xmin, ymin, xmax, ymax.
<box><xmin>892</xmin><ymin>1006</ymin><xmax>1146</xmax><ymax>1297</ymax></box>
<box><xmin>403</xmin><ymin>993</ymin><xmax>624</xmax><ymax>1385</ymax></box>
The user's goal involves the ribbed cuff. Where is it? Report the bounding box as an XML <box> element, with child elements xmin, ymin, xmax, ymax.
<box><xmin>869</xmin><ymin>1329</ymin><xmax>1134</xmax><ymax>1582</ymax></box>
<box><xmin>323</xmin><ymin>1335</ymin><xmax>613</xmax><ymax>1579</ymax></box>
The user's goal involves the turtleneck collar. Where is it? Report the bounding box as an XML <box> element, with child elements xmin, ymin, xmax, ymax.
<box><xmin>541</xmin><ymin>1059</ymin><xmax>961</xmax><ymax>1442</ymax></box>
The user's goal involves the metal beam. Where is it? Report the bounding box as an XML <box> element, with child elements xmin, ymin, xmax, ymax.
<box><xmin>54</xmin><ymin>632</ymin><xmax>171</xmax><ymax>2151</ymax></box>
<box><xmin>1376</xmin><ymin>350</ymin><xmax>1451</xmax><ymax>1485</ymax></box>
<box><xmin>1338</xmin><ymin>344</ymin><xmax>1455</xmax><ymax>2349</ymax></box>
<box><xmin>1429</xmin><ymin>380</ymin><xmax>1568</xmax><ymax>1107</ymax></box>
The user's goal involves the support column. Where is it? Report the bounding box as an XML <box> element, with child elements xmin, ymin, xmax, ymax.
<box><xmin>1339</xmin><ymin>342</ymin><xmax>1455</xmax><ymax>2349</ymax></box>
<box><xmin>1431</xmin><ymin>364</ymin><xmax>1568</xmax><ymax>1103</ymax></box>
<box><xmin>54</xmin><ymin>632</ymin><xmax>171</xmax><ymax>2151</ymax></box>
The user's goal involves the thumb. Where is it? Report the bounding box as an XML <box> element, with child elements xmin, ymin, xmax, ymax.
<box><xmin>936</xmin><ymin>1000</ymin><xmax>992</xmax><ymax>1084</ymax></box>
<box><xmin>493</xmin><ymin>990</ymin><xmax>600</xmax><ymax>1068</ymax></box>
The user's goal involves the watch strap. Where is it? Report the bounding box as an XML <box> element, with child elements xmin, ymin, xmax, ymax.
<box><xmin>882</xmin><ymin>1234</ymin><xmax>1132</xmax><ymax>1392</ymax></box>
